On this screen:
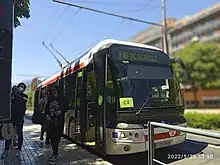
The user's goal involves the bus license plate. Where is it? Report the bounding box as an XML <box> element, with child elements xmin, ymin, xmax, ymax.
<box><xmin>155</xmin><ymin>139</ymin><xmax>173</xmax><ymax>148</ymax></box>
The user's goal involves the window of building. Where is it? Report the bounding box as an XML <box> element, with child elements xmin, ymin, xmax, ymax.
<box><xmin>185</xmin><ymin>100</ymin><xmax>199</xmax><ymax>105</ymax></box>
<box><xmin>203</xmin><ymin>99</ymin><xmax>220</xmax><ymax>105</ymax></box>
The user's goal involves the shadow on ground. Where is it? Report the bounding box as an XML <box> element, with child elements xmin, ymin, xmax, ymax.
<box><xmin>22</xmin><ymin>116</ymin><xmax>210</xmax><ymax>165</ymax></box>
<box><xmin>1</xmin><ymin>118</ymin><xmax>111</xmax><ymax>165</ymax></box>
<box><xmin>106</xmin><ymin>140</ymin><xmax>208</xmax><ymax>165</ymax></box>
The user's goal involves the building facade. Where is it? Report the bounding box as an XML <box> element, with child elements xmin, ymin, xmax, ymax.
<box><xmin>183</xmin><ymin>89</ymin><xmax>220</xmax><ymax>108</ymax></box>
<box><xmin>129</xmin><ymin>18</ymin><xmax>177</xmax><ymax>50</ymax></box>
<box><xmin>130</xmin><ymin>3</ymin><xmax>220</xmax><ymax>54</ymax></box>
<box><xmin>169</xmin><ymin>3</ymin><xmax>220</xmax><ymax>53</ymax></box>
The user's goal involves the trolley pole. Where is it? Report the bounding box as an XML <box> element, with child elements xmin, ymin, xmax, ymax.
<box><xmin>0</xmin><ymin>0</ymin><xmax>13</xmax><ymax>121</ymax></box>
<box><xmin>162</xmin><ymin>0</ymin><xmax>169</xmax><ymax>54</ymax></box>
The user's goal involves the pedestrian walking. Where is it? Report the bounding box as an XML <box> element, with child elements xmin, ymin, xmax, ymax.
<box><xmin>42</xmin><ymin>87</ymin><xmax>64</xmax><ymax>164</ymax></box>
<box><xmin>39</xmin><ymin>89</ymin><xmax>50</xmax><ymax>144</ymax></box>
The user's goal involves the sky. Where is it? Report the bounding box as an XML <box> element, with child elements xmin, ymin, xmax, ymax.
<box><xmin>12</xmin><ymin>0</ymin><xmax>220</xmax><ymax>84</ymax></box>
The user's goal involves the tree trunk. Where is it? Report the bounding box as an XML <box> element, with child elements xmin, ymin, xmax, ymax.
<box><xmin>192</xmin><ymin>83</ymin><xmax>198</xmax><ymax>108</ymax></box>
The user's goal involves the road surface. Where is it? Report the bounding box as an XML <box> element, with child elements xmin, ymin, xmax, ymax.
<box><xmin>107</xmin><ymin>133</ymin><xmax>220</xmax><ymax>165</ymax></box>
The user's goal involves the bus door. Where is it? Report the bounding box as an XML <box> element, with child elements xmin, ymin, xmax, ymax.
<box><xmin>75</xmin><ymin>70</ymin><xmax>86</xmax><ymax>142</ymax></box>
<box><xmin>94</xmin><ymin>56</ymin><xmax>109</xmax><ymax>155</ymax></box>
<box><xmin>95</xmin><ymin>82</ymin><xmax>106</xmax><ymax>154</ymax></box>
<box><xmin>92</xmin><ymin>52</ymin><xmax>108</xmax><ymax>155</ymax></box>
<box><xmin>84</xmin><ymin>69</ymin><xmax>97</xmax><ymax>147</ymax></box>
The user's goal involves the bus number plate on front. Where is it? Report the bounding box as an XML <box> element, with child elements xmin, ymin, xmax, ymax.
<box><xmin>155</xmin><ymin>139</ymin><xmax>173</xmax><ymax>148</ymax></box>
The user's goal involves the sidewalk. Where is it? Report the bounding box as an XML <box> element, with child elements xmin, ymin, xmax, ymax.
<box><xmin>0</xmin><ymin>119</ymin><xmax>112</xmax><ymax>165</ymax></box>
<box><xmin>25</xmin><ymin>110</ymin><xmax>33</xmax><ymax>120</ymax></box>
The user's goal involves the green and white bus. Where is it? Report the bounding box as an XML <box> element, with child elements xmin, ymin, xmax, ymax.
<box><xmin>34</xmin><ymin>39</ymin><xmax>188</xmax><ymax>155</ymax></box>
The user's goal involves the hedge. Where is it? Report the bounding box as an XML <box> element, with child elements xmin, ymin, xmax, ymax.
<box><xmin>184</xmin><ymin>112</ymin><xmax>220</xmax><ymax>130</ymax></box>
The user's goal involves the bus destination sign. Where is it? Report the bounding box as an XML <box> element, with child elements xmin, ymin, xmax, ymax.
<box><xmin>118</xmin><ymin>51</ymin><xmax>160</xmax><ymax>63</ymax></box>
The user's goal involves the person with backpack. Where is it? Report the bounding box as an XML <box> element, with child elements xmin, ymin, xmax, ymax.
<box><xmin>42</xmin><ymin>87</ymin><xmax>64</xmax><ymax>164</ymax></box>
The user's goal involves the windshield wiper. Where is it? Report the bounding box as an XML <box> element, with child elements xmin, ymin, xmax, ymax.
<box><xmin>136</xmin><ymin>93</ymin><xmax>152</xmax><ymax>115</ymax></box>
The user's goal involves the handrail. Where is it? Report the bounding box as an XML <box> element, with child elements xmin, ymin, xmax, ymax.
<box><xmin>147</xmin><ymin>121</ymin><xmax>220</xmax><ymax>165</ymax></box>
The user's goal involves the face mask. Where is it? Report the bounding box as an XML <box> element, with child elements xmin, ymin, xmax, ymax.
<box><xmin>18</xmin><ymin>87</ymin><xmax>24</xmax><ymax>93</ymax></box>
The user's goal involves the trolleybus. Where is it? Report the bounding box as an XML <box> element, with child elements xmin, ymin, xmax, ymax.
<box><xmin>34</xmin><ymin>39</ymin><xmax>188</xmax><ymax>155</ymax></box>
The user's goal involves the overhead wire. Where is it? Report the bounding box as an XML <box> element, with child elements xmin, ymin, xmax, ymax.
<box><xmin>50</xmin><ymin>7</ymin><xmax>82</xmax><ymax>44</ymax></box>
<box><xmin>47</xmin><ymin>0</ymin><xmax>163</xmax><ymax>65</ymax></box>
<box><xmin>53</xmin><ymin>0</ymin><xmax>162</xmax><ymax>27</ymax></box>
<box><xmin>135</xmin><ymin>0</ymin><xmax>160</xmax><ymax>12</ymax></box>
<box><xmin>121</xmin><ymin>0</ymin><xmax>161</xmax><ymax>14</ymax></box>
<box><xmin>74</xmin><ymin>18</ymin><xmax>127</xmax><ymax>58</ymax></box>
<box><xmin>43</xmin><ymin>5</ymin><xmax>70</xmax><ymax>43</ymax></box>
<box><xmin>66</xmin><ymin>0</ymin><xmax>144</xmax><ymax>6</ymax></box>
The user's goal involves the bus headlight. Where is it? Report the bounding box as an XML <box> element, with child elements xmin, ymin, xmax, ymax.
<box><xmin>120</xmin><ymin>132</ymin><xmax>126</xmax><ymax>138</ymax></box>
<box><xmin>112</xmin><ymin>131</ymin><xmax>128</xmax><ymax>139</ymax></box>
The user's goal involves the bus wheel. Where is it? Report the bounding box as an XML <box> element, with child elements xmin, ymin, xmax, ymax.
<box><xmin>68</xmin><ymin>118</ymin><xmax>75</xmax><ymax>139</ymax></box>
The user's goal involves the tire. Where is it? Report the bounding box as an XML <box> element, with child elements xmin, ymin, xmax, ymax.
<box><xmin>68</xmin><ymin>118</ymin><xmax>75</xmax><ymax>139</ymax></box>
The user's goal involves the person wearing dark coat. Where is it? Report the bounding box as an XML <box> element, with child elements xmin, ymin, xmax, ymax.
<box><xmin>1</xmin><ymin>83</ymin><xmax>28</xmax><ymax>159</ymax></box>
<box><xmin>43</xmin><ymin>87</ymin><xmax>64</xmax><ymax>164</ymax></box>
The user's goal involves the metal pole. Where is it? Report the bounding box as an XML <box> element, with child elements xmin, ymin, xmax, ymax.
<box><xmin>50</xmin><ymin>43</ymin><xmax>70</xmax><ymax>64</ymax></box>
<box><xmin>53</xmin><ymin>0</ymin><xmax>162</xmax><ymax>27</ymax></box>
<box><xmin>42</xmin><ymin>42</ymin><xmax>63</xmax><ymax>68</ymax></box>
<box><xmin>151</xmin><ymin>122</ymin><xmax>220</xmax><ymax>139</ymax></box>
<box><xmin>162</xmin><ymin>0</ymin><xmax>169</xmax><ymax>54</ymax></box>
<box><xmin>148</xmin><ymin>121</ymin><xmax>154</xmax><ymax>165</ymax></box>
<box><xmin>161</xmin><ymin>26</ymin><xmax>164</xmax><ymax>51</ymax></box>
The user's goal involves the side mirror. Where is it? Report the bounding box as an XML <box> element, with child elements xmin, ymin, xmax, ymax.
<box><xmin>171</xmin><ymin>57</ymin><xmax>189</xmax><ymax>82</ymax></box>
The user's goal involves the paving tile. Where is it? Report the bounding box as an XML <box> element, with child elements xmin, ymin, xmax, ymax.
<box><xmin>0</xmin><ymin>119</ymin><xmax>112</xmax><ymax>165</ymax></box>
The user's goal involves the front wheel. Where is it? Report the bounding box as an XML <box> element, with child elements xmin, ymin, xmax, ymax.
<box><xmin>68</xmin><ymin>118</ymin><xmax>75</xmax><ymax>139</ymax></box>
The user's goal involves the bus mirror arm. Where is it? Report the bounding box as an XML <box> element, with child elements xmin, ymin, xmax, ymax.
<box><xmin>171</xmin><ymin>57</ymin><xmax>189</xmax><ymax>82</ymax></box>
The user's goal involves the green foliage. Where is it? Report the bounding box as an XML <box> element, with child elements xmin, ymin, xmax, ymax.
<box><xmin>184</xmin><ymin>112</ymin><xmax>220</xmax><ymax>130</ymax></box>
<box><xmin>174</xmin><ymin>42</ymin><xmax>220</xmax><ymax>89</ymax></box>
<box><xmin>26</xmin><ymin>91</ymin><xmax>34</xmax><ymax>111</ymax></box>
<box><xmin>14</xmin><ymin>0</ymin><xmax>30</xmax><ymax>28</ymax></box>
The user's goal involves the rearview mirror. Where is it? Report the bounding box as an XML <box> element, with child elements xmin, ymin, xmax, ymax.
<box><xmin>171</xmin><ymin>57</ymin><xmax>189</xmax><ymax>82</ymax></box>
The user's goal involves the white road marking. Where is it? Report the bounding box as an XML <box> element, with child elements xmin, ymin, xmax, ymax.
<box><xmin>208</xmin><ymin>144</ymin><xmax>220</xmax><ymax>149</ymax></box>
<box><xmin>187</xmin><ymin>140</ymin><xmax>220</xmax><ymax>149</ymax></box>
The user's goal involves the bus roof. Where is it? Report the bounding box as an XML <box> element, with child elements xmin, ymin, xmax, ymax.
<box><xmin>36</xmin><ymin>39</ymin><xmax>163</xmax><ymax>89</ymax></box>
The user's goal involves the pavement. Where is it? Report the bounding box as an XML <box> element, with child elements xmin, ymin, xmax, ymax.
<box><xmin>185</xmin><ymin>109</ymin><xmax>220</xmax><ymax>114</ymax></box>
<box><xmin>18</xmin><ymin>110</ymin><xmax>220</xmax><ymax>165</ymax></box>
<box><xmin>0</xmin><ymin>118</ymin><xmax>112</xmax><ymax>165</ymax></box>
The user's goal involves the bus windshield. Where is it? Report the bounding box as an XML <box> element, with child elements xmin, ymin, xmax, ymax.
<box><xmin>116</xmin><ymin>64</ymin><xmax>173</xmax><ymax>109</ymax></box>
<box><xmin>109</xmin><ymin>45</ymin><xmax>178</xmax><ymax>111</ymax></box>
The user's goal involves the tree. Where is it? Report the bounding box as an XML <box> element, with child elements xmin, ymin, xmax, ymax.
<box><xmin>14</xmin><ymin>0</ymin><xmax>30</xmax><ymax>28</ymax></box>
<box><xmin>26</xmin><ymin>91</ymin><xmax>34</xmax><ymax>110</ymax></box>
<box><xmin>174</xmin><ymin>42</ymin><xmax>220</xmax><ymax>107</ymax></box>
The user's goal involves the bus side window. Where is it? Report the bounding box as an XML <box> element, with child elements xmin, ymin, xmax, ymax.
<box><xmin>86</xmin><ymin>71</ymin><xmax>97</xmax><ymax>105</ymax></box>
<box><xmin>65</xmin><ymin>73</ymin><xmax>77</xmax><ymax>109</ymax></box>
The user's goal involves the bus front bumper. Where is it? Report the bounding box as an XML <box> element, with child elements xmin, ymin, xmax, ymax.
<box><xmin>106</xmin><ymin>134</ymin><xmax>186</xmax><ymax>155</ymax></box>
